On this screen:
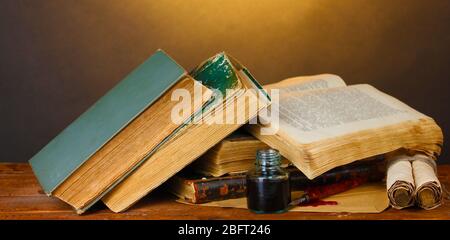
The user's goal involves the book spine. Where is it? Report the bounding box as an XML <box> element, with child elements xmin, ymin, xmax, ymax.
<box><xmin>191</xmin><ymin>176</ymin><xmax>247</xmax><ymax>203</ymax></box>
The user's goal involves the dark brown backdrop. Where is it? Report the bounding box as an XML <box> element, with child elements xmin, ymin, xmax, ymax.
<box><xmin>1</xmin><ymin>0</ymin><xmax>449</xmax><ymax>163</ymax></box>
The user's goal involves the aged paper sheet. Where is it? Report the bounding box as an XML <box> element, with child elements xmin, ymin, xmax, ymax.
<box><xmin>177</xmin><ymin>182</ymin><xmax>389</xmax><ymax>213</ymax></box>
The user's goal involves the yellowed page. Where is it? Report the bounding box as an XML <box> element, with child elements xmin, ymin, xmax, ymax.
<box><xmin>177</xmin><ymin>182</ymin><xmax>389</xmax><ymax>213</ymax></box>
<box><xmin>263</xmin><ymin>84</ymin><xmax>427</xmax><ymax>144</ymax></box>
<box><xmin>264</xmin><ymin>73</ymin><xmax>346</xmax><ymax>92</ymax></box>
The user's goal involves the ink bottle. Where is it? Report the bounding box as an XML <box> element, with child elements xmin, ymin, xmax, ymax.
<box><xmin>246</xmin><ymin>149</ymin><xmax>291</xmax><ymax>214</ymax></box>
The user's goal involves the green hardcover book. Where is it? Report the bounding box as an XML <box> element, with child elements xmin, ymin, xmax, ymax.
<box><xmin>29</xmin><ymin>50</ymin><xmax>214</xmax><ymax>214</ymax></box>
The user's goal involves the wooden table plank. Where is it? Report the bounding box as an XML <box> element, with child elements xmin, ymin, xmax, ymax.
<box><xmin>0</xmin><ymin>163</ymin><xmax>449</xmax><ymax>220</ymax></box>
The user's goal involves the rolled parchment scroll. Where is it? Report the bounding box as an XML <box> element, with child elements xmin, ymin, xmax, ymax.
<box><xmin>386</xmin><ymin>155</ymin><xmax>415</xmax><ymax>209</ymax></box>
<box><xmin>412</xmin><ymin>155</ymin><xmax>442</xmax><ymax>210</ymax></box>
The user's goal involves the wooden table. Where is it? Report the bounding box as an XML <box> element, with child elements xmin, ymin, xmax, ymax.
<box><xmin>1</xmin><ymin>163</ymin><xmax>449</xmax><ymax>220</ymax></box>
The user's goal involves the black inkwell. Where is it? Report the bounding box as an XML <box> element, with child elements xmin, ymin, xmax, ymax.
<box><xmin>246</xmin><ymin>149</ymin><xmax>291</xmax><ymax>213</ymax></box>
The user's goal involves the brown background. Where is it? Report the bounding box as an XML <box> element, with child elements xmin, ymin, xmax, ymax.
<box><xmin>1</xmin><ymin>0</ymin><xmax>449</xmax><ymax>163</ymax></box>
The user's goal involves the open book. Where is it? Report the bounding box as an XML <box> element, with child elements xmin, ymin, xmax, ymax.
<box><xmin>246</xmin><ymin>74</ymin><xmax>443</xmax><ymax>179</ymax></box>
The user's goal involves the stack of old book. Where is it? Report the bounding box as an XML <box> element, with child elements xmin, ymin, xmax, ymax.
<box><xmin>29</xmin><ymin>50</ymin><xmax>270</xmax><ymax>213</ymax></box>
<box><xmin>28</xmin><ymin>49</ymin><xmax>444</xmax><ymax>214</ymax></box>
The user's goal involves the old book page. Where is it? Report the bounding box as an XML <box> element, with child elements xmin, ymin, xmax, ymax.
<box><xmin>264</xmin><ymin>74</ymin><xmax>346</xmax><ymax>93</ymax></box>
<box><xmin>264</xmin><ymin>84</ymin><xmax>427</xmax><ymax>144</ymax></box>
<box><xmin>177</xmin><ymin>182</ymin><xmax>389</xmax><ymax>213</ymax></box>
